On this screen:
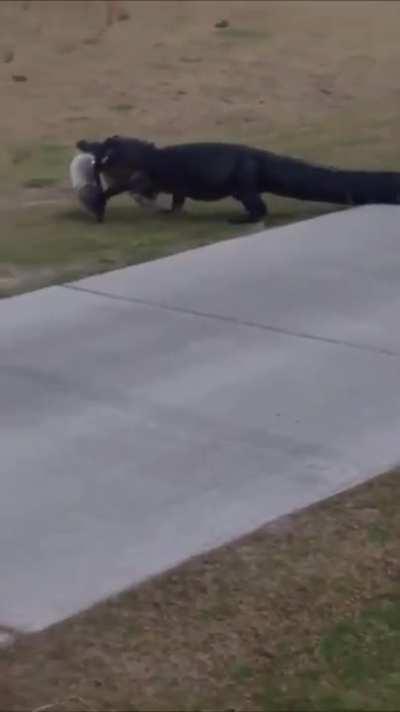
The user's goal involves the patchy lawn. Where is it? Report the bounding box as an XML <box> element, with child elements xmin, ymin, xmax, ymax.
<box><xmin>0</xmin><ymin>0</ymin><xmax>399</xmax><ymax>296</ymax></box>
<box><xmin>1</xmin><ymin>469</ymin><xmax>400</xmax><ymax>712</ymax></box>
<box><xmin>0</xmin><ymin>193</ymin><xmax>335</xmax><ymax>297</ymax></box>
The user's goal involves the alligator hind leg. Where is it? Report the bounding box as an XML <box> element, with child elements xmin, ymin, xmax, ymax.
<box><xmin>230</xmin><ymin>192</ymin><xmax>268</xmax><ymax>224</ymax></box>
<box><xmin>230</xmin><ymin>157</ymin><xmax>268</xmax><ymax>223</ymax></box>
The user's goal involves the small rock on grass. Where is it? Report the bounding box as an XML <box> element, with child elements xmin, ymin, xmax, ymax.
<box><xmin>215</xmin><ymin>19</ymin><xmax>230</xmax><ymax>29</ymax></box>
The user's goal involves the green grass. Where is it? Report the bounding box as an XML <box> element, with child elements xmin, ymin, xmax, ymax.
<box><xmin>262</xmin><ymin>596</ymin><xmax>400</xmax><ymax>711</ymax></box>
<box><xmin>22</xmin><ymin>177</ymin><xmax>59</xmax><ymax>189</ymax></box>
<box><xmin>3</xmin><ymin>142</ymin><xmax>72</xmax><ymax>191</ymax></box>
<box><xmin>0</xmin><ymin>110</ymin><xmax>397</xmax><ymax>299</ymax></box>
<box><xmin>109</xmin><ymin>103</ymin><xmax>134</xmax><ymax>113</ymax></box>
<box><xmin>217</xmin><ymin>27</ymin><xmax>270</xmax><ymax>41</ymax></box>
<box><xmin>0</xmin><ymin>195</ymin><xmax>332</xmax><ymax>297</ymax></box>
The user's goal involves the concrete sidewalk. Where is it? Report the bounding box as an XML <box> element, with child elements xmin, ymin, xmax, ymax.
<box><xmin>1</xmin><ymin>205</ymin><xmax>400</xmax><ymax>632</ymax></box>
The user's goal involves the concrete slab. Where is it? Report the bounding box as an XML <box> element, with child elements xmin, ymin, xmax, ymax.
<box><xmin>74</xmin><ymin>205</ymin><xmax>400</xmax><ymax>354</ymax></box>
<box><xmin>1</xmin><ymin>205</ymin><xmax>400</xmax><ymax>632</ymax></box>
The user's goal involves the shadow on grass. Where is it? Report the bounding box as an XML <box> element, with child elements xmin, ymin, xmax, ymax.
<box><xmin>59</xmin><ymin>200</ymin><xmax>335</xmax><ymax>228</ymax></box>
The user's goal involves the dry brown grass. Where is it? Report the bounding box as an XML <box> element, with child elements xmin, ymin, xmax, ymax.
<box><xmin>0</xmin><ymin>0</ymin><xmax>400</xmax><ymax>294</ymax></box>
<box><xmin>0</xmin><ymin>1</ymin><xmax>400</xmax><ymax>295</ymax></box>
<box><xmin>1</xmin><ymin>1</ymin><xmax>400</xmax><ymax>175</ymax></box>
<box><xmin>1</xmin><ymin>470</ymin><xmax>400</xmax><ymax>711</ymax></box>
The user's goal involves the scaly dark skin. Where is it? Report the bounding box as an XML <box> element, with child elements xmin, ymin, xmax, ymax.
<box><xmin>77</xmin><ymin>135</ymin><xmax>400</xmax><ymax>224</ymax></box>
